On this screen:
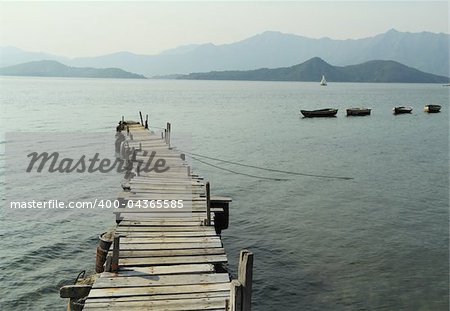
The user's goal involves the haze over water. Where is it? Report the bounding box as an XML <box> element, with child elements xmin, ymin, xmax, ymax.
<box><xmin>0</xmin><ymin>77</ymin><xmax>448</xmax><ymax>310</ymax></box>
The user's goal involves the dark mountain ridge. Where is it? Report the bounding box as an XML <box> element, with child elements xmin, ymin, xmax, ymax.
<box><xmin>1</xmin><ymin>29</ymin><xmax>448</xmax><ymax>77</ymax></box>
<box><xmin>0</xmin><ymin>60</ymin><xmax>146</xmax><ymax>79</ymax></box>
<box><xmin>178</xmin><ymin>57</ymin><xmax>449</xmax><ymax>83</ymax></box>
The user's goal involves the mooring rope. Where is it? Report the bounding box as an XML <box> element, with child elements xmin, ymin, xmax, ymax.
<box><xmin>189</xmin><ymin>155</ymin><xmax>290</xmax><ymax>181</ymax></box>
<box><xmin>182</xmin><ymin>150</ymin><xmax>353</xmax><ymax>180</ymax></box>
<box><xmin>147</xmin><ymin>123</ymin><xmax>353</xmax><ymax>180</ymax></box>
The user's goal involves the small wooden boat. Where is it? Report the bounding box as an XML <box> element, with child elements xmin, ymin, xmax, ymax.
<box><xmin>346</xmin><ymin>108</ymin><xmax>371</xmax><ymax>116</ymax></box>
<box><xmin>393</xmin><ymin>106</ymin><xmax>413</xmax><ymax>114</ymax></box>
<box><xmin>300</xmin><ymin>108</ymin><xmax>338</xmax><ymax>118</ymax></box>
<box><xmin>424</xmin><ymin>104</ymin><xmax>441</xmax><ymax>113</ymax></box>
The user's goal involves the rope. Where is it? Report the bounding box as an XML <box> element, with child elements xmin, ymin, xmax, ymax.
<box><xmin>182</xmin><ymin>150</ymin><xmax>353</xmax><ymax>180</ymax></box>
<box><xmin>150</xmin><ymin>126</ymin><xmax>166</xmax><ymax>130</ymax></box>
<box><xmin>142</xmin><ymin>122</ymin><xmax>352</xmax><ymax>180</ymax></box>
<box><xmin>74</xmin><ymin>270</ymin><xmax>86</xmax><ymax>285</ymax></box>
<box><xmin>190</xmin><ymin>156</ymin><xmax>290</xmax><ymax>181</ymax></box>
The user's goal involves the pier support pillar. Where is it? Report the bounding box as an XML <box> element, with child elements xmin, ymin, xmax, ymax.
<box><xmin>238</xmin><ymin>250</ymin><xmax>254</xmax><ymax>311</ymax></box>
<box><xmin>111</xmin><ymin>234</ymin><xmax>120</xmax><ymax>272</ymax></box>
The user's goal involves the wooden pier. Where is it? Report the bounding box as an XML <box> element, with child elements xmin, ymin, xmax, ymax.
<box><xmin>60</xmin><ymin>117</ymin><xmax>253</xmax><ymax>311</ymax></box>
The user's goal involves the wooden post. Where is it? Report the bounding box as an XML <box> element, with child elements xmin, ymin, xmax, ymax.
<box><xmin>167</xmin><ymin>122</ymin><xmax>171</xmax><ymax>148</ymax></box>
<box><xmin>187</xmin><ymin>165</ymin><xmax>191</xmax><ymax>176</ymax></box>
<box><xmin>161</xmin><ymin>131</ymin><xmax>164</xmax><ymax>139</ymax></box>
<box><xmin>121</xmin><ymin>116</ymin><xmax>124</xmax><ymax>123</ymax></box>
<box><xmin>238</xmin><ymin>250</ymin><xmax>253</xmax><ymax>311</ymax></box>
<box><xmin>145</xmin><ymin>114</ymin><xmax>148</xmax><ymax>129</ymax></box>
<box><xmin>104</xmin><ymin>255</ymin><xmax>112</xmax><ymax>272</ymax></box>
<box><xmin>211</xmin><ymin>196</ymin><xmax>232</xmax><ymax>234</ymax></box>
<box><xmin>139</xmin><ymin>111</ymin><xmax>144</xmax><ymax>125</ymax></box>
<box><xmin>111</xmin><ymin>234</ymin><xmax>120</xmax><ymax>272</ymax></box>
<box><xmin>229</xmin><ymin>279</ymin><xmax>243</xmax><ymax>311</ymax></box>
<box><xmin>206</xmin><ymin>182</ymin><xmax>211</xmax><ymax>226</ymax></box>
<box><xmin>126</xmin><ymin>126</ymin><xmax>129</xmax><ymax>135</ymax></box>
<box><xmin>180</xmin><ymin>153</ymin><xmax>185</xmax><ymax>161</ymax></box>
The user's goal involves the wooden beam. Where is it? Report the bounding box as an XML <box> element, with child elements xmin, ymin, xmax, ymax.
<box><xmin>111</xmin><ymin>234</ymin><xmax>120</xmax><ymax>272</ymax></box>
<box><xmin>238</xmin><ymin>250</ymin><xmax>253</xmax><ymax>311</ymax></box>
<box><xmin>229</xmin><ymin>280</ymin><xmax>242</xmax><ymax>311</ymax></box>
<box><xmin>139</xmin><ymin>111</ymin><xmax>144</xmax><ymax>125</ymax></box>
<box><xmin>60</xmin><ymin>285</ymin><xmax>92</xmax><ymax>299</ymax></box>
<box><xmin>104</xmin><ymin>255</ymin><xmax>112</xmax><ymax>272</ymax></box>
<box><xmin>206</xmin><ymin>182</ymin><xmax>211</xmax><ymax>226</ymax></box>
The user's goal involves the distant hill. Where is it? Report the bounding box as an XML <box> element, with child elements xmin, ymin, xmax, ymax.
<box><xmin>67</xmin><ymin>29</ymin><xmax>450</xmax><ymax>77</ymax></box>
<box><xmin>0</xmin><ymin>60</ymin><xmax>146</xmax><ymax>79</ymax></box>
<box><xmin>1</xmin><ymin>29</ymin><xmax>449</xmax><ymax>77</ymax></box>
<box><xmin>177</xmin><ymin>57</ymin><xmax>450</xmax><ymax>83</ymax></box>
<box><xmin>0</xmin><ymin>46</ymin><xmax>69</xmax><ymax>67</ymax></box>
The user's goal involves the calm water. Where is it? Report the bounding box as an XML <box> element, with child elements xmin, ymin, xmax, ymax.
<box><xmin>0</xmin><ymin>77</ymin><xmax>448</xmax><ymax>310</ymax></box>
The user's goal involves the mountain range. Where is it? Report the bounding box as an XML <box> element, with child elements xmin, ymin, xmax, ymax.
<box><xmin>178</xmin><ymin>57</ymin><xmax>449</xmax><ymax>83</ymax></box>
<box><xmin>0</xmin><ymin>60</ymin><xmax>146</xmax><ymax>79</ymax></box>
<box><xmin>0</xmin><ymin>29</ymin><xmax>448</xmax><ymax>77</ymax></box>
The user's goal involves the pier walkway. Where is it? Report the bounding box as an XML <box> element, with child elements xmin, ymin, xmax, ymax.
<box><xmin>61</xmin><ymin>119</ymin><xmax>252</xmax><ymax>311</ymax></box>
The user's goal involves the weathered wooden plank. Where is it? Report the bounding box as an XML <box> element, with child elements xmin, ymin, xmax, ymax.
<box><xmin>119</xmin><ymin>241</ymin><xmax>223</xmax><ymax>250</ymax></box>
<box><xmin>100</xmin><ymin>264</ymin><xmax>215</xmax><ymax>278</ymax></box>
<box><xmin>114</xmin><ymin>210</ymin><xmax>208</xmax><ymax>215</ymax></box>
<box><xmin>117</xmin><ymin>223</ymin><xmax>207</xmax><ymax>227</ymax></box>
<box><xmin>130</xmin><ymin>178</ymin><xmax>203</xmax><ymax>184</ymax></box>
<box><xmin>116</xmin><ymin>216</ymin><xmax>213</xmax><ymax>224</ymax></box>
<box><xmin>93</xmin><ymin>273</ymin><xmax>230</xmax><ymax>289</ymax></box>
<box><xmin>119</xmin><ymin>206</ymin><xmax>206</xmax><ymax>212</ymax></box>
<box><xmin>85</xmin><ymin>291</ymin><xmax>229</xmax><ymax>303</ymax></box>
<box><xmin>129</xmin><ymin>184</ymin><xmax>204</xmax><ymax>189</ymax></box>
<box><xmin>120</xmin><ymin>218</ymin><xmax>204</xmax><ymax>223</ymax></box>
<box><xmin>120</xmin><ymin>195</ymin><xmax>206</xmax><ymax>201</ymax></box>
<box><xmin>84</xmin><ymin>297</ymin><xmax>227</xmax><ymax>310</ymax></box>
<box><xmin>128</xmin><ymin>190</ymin><xmax>205</xmax><ymax>195</ymax></box>
<box><xmin>119</xmin><ymin>254</ymin><xmax>228</xmax><ymax>266</ymax></box>
<box><xmin>119</xmin><ymin>219</ymin><xmax>203</xmax><ymax>224</ymax></box>
<box><xmin>116</xmin><ymin>231</ymin><xmax>218</xmax><ymax>237</ymax></box>
<box><xmin>88</xmin><ymin>282</ymin><xmax>231</xmax><ymax>298</ymax></box>
<box><xmin>120</xmin><ymin>237</ymin><xmax>221</xmax><ymax>244</ymax></box>
<box><xmin>115</xmin><ymin>248</ymin><xmax>225</xmax><ymax>258</ymax></box>
<box><xmin>116</xmin><ymin>231</ymin><xmax>218</xmax><ymax>239</ymax></box>
<box><xmin>116</xmin><ymin>226</ymin><xmax>214</xmax><ymax>232</ymax></box>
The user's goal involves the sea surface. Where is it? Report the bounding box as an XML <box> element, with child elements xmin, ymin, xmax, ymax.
<box><xmin>0</xmin><ymin>77</ymin><xmax>448</xmax><ymax>310</ymax></box>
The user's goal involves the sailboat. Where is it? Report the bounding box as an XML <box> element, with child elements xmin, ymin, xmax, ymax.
<box><xmin>320</xmin><ymin>75</ymin><xmax>327</xmax><ymax>86</ymax></box>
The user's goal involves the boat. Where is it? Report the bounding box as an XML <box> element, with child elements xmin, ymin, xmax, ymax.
<box><xmin>346</xmin><ymin>108</ymin><xmax>371</xmax><ymax>116</ymax></box>
<box><xmin>300</xmin><ymin>108</ymin><xmax>338</xmax><ymax>118</ymax></box>
<box><xmin>320</xmin><ymin>75</ymin><xmax>327</xmax><ymax>86</ymax></box>
<box><xmin>393</xmin><ymin>106</ymin><xmax>413</xmax><ymax>114</ymax></box>
<box><xmin>424</xmin><ymin>104</ymin><xmax>441</xmax><ymax>113</ymax></box>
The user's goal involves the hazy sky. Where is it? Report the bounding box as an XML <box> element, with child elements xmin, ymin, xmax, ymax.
<box><xmin>0</xmin><ymin>1</ymin><xmax>448</xmax><ymax>58</ymax></box>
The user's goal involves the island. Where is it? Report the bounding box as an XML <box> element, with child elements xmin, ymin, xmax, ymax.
<box><xmin>0</xmin><ymin>60</ymin><xmax>146</xmax><ymax>79</ymax></box>
<box><xmin>176</xmin><ymin>57</ymin><xmax>449</xmax><ymax>83</ymax></box>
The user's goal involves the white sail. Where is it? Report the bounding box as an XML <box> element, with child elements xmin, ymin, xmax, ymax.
<box><xmin>320</xmin><ymin>75</ymin><xmax>327</xmax><ymax>86</ymax></box>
